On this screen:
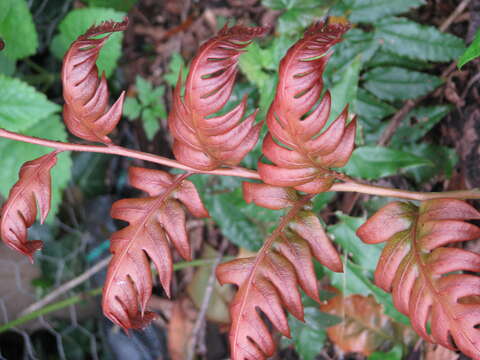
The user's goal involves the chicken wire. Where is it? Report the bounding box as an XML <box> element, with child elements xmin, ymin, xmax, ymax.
<box><xmin>0</xmin><ymin>235</ymin><xmax>103</xmax><ymax>360</ymax></box>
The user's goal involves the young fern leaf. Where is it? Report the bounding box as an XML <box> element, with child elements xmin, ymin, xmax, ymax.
<box><xmin>62</xmin><ymin>19</ymin><xmax>128</xmax><ymax>144</ymax></box>
<box><xmin>216</xmin><ymin>183</ymin><xmax>342</xmax><ymax>359</ymax></box>
<box><xmin>258</xmin><ymin>23</ymin><xmax>356</xmax><ymax>194</ymax></box>
<box><xmin>0</xmin><ymin>152</ymin><xmax>57</xmax><ymax>261</ymax></box>
<box><xmin>103</xmin><ymin>167</ymin><xmax>208</xmax><ymax>330</ymax></box>
<box><xmin>168</xmin><ymin>25</ymin><xmax>265</xmax><ymax>170</ymax></box>
<box><xmin>357</xmin><ymin>199</ymin><xmax>480</xmax><ymax>358</ymax></box>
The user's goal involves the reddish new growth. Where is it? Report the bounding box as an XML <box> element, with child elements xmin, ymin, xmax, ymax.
<box><xmin>168</xmin><ymin>24</ymin><xmax>265</xmax><ymax>170</ymax></box>
<box><xmin>1</xmin><ymin>18</ymin><xmax>480</xmax><ymax>360</ymax></box>
<box><xmin>258</xmin><ymin>22</ymin><xmax>356</xmax><ymax>193</ymax></box>
<box><xmin>62</xmin><ymin>18</ymin><xmax>128</xmax><ymax>144</ymax></box>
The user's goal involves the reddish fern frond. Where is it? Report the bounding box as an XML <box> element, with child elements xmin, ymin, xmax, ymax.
<box><xmin>61</xmin><ymin>19</ymin><xmax>128</xmax><ymax>144</ymax></box>
<box><xmin>168</xmin><ymin>25</ymin><xmax>266</xmax><ymax>170</ymax></box>
<box><xmin>357</xmin><ymin>199</ymin><xmax>480</xmax><ymax>358</ymax></box>
<box><xmin>102</xmin><ymin>167</ymin><xmax>208</xmax><ymax>330</ymax></box>
<box><xmin>258</xmin><ymin>22</ymin><xmax>356</xmax><ymax>194</ymax></box>
<box><xmin>216</xmin><ymin>183</ymin><xmax>342</xmax><ymax>359</ymax></box>
<box><xmin>0</xmin><ymin>152</ymin><xmax>57</xmax><ymax>261</ymax></box>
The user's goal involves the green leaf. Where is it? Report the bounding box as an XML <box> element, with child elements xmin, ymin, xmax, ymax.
<box><xmin>375</xmin><ymin>17</ymin><xmax>465</xmax><ymax>62</ymax></box>
<box><xmin>458</xmin><ymin>28</ymin><xmax>480</xmax><ymax>68</ymax></box>
<box><xmin>389</xmin><ymin>105</ymin><xmax>451</xmax><ymax>148</ymax></box>
<box><xmin>190</xmin><ymin>175</ymin><xmax>282</xmax><ymax>251</ymax></box>
<box><xmin>0</xmin><ymin>0</ymin><xmax>38</xmax><ymax>60</ymax></box>
<box><xmin>363</xmin><ymin>66</ymin><xmax>442</xmax><ymax>101</ymax></box>
<box><xmin>402</xmin><ymin>143</ymin><xmax>458</xmax><ymax>184</ymax></box>
<box><xmin>329</xmin><ymin>55</ymin><xmax>362</xmax><ymax>122</ymax></box>
<box><xmin>135</xmin><ymin>76</ymin><xmax>153</xmax><ymax>105</ymax></box>
<box><xmin>328</xmin><ymin>213</ymin><xmax>382</xmax><ymax>272</ymax></box>
<box><xmin>84</xmin><ymin>0</ymin><xmax>138</xmax><ymax>11</ymax></box>
<box><xmin>365</xmin><ymin>48</ymin><xmax>430</xmax><ymax>70</ymax></box>
<box><xmin>343</xmin><ymin>145</ymin><xmax>432</xmax><ymax>180</ymax></box>
<box><xmin>267</xmin><ymin>0</ymin><xmax>335</xmax><ymax>35</ymax></box>
<box><xmin>355</xmin><ymin>89</ymin><xmax>395</xmax><ymax>144</ymax></box>
<box><xmin>0</xmin><ymin>75</ymin><xmax>61</xmax><ymax>132</ymax></box>
<box><xmin>344</xmin><ymin>0</ymin><xmax>424</xmax><ymax>23</ymax></box>
<box><xmin>141</xmin><ymin>108</ymin><xmax>160</xmax><ymax>141</ymax></box>
<box><xmin>325</xmin><ymin>28</ymin><xmax>379</xmax><ymax>81</ymax></box>
<box><xmin>328</xmin><ymin>260</ymin><xmax>410</xmax><ymax>324</ymax></box>
<box><xmin>71</xmin><ymin>152</ymin><xmax>110</xmax><ymax>197</ymax></box>
<box><xmin>0</xmin><ymin>115</ymin><xmax>72</xmax><ymax>220</ymax></box>
<box><xmin>239</xmin><ymin>42</ymin><xmax>271</xmax><ymax>89</ymax></box>
<box><xmin>287</xmin><ymin>307</ymin><xmax>341</xmax><ymax>360</ymax></box>
<box><xmin>50</xmin><ymin>8</ymin><xmax>125</xmax><ymax>78</ymax></box>
<box><xmin>0</xmin><ymin>53</ymin><xmax>15</xmax><ymax>76</ymax></box>
<box><xmin>164</xmin><ymin>53</ymin><xmax>187</xmax><ymax>87</ymax></box>
<box><xmin>369</xmin><ymin>345</ymin><xmax>403</xmax><ymax>360</ymax></box>
<box><xmin>356</xmin><ymin>89</ymin><xmax>396</xmax><ymax>122</ymax></box>
<box><xmin>123</xmin><ymin>97</ymin><xmax>141</xmax><ymax>119</ymax></box>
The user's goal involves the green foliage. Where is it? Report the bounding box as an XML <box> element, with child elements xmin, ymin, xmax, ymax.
<box><xmin>262</xmin><ymin>0</ymin><xmax>335</xmax><ymax>35</ymax></box>
<box><xmin>326</xmin><ymin>215</ymin><xmax>409</xmax><ymax>325</ymax></box>
<box><xmin>0</xmin><ymin>0</ymin><xmax>38</xmax><ymax>60</ymax></box>
<box><xmin>458</xmin><ymin>28</ymin><xmax>480</xmax><ymax>68</ymax></box>
<box><xmin>164</xmin><ymin>53</ymin><xmax>188</xmax><ymax>86</ymax></box>
<box><xmin>339</xmin><ymin>0</ymin><xmax>424</xmax><ymax>23</ymax></box>
<box><xmin>363</xmin><ymin>67</ymin><xmax>442</xmax><ymax>101</ymax></box>
<box><xmin>329</xmin><ymin>56</ymin><xmax>361</xmax><ymax>121</ymax></box>
<box><xmin>0</xmin><ymin>75</ymin><xmax>60</xmax><ymax>132</ymax></box>
<box><xmin>389</xmin><ymin>106</ymin><xmax>451</xmax><ymax>148</ymax></box>
<box><xmin>343</xmin><ymin>146</ymin><xmax>432</xmax><ymax>180</ymax></box>
<box><xmin>285</xmin><ymin>306</ymin><xmax>341</xmax><ymax>360</ymax></box>
<box><xmin>369</xmin><ymin>345</ymin><xmax>403</xmax><ymax>360</ymax></box>
<box><xmin>328</xmin><ymin>213</ymin><xmax>382</xmax><ymax>272</ymax></box>
<box><xmin>123</xmin><ymin>76</ymin><xmax>167</xmax><ymax>140</ymax></box>
<box><xmin>84</xmin><ymin>0</ymin><xmax>138</xmax><ymax>11</ymax></box>
<box><xmin>239</xmin><ymin>36</ymin><xmax>292</xmax><ymax>116</ymax></box>
<box><xmin>50</xmin><ymin>7</ymin><xmax>125</xmax><ymax>78</ymax></box>
<box><xmin>189</xmin><ymin>175</ymin><xmax>282</xmax><ymax>251</ymax></box>
<box><xmin>375</xmin><ymin>17</ymin><xmax>465</xmax><ymax>62</ymax></box>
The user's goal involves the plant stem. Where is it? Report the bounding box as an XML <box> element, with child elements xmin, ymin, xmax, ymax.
<box><xmin>0</xmin><ymin>128</ymin><xmax>260</xmax><ymax>180</ymax></box>
<box><xmin>331</xmin><ymin>181</ymin><xmax>480</xmax><ymax>201</ymax></box>
<box><xmin>2</xmin><ymin>127</ymin><xmax>480</xmax><ymax>201</ymax></box>
<box><xmin>0</xmin><ymin>256</ymin><xmax>232</xmax><ymax>333</ymax></box>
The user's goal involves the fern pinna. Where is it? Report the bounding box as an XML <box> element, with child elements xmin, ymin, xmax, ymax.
<box><xmin>1</xmin><ymin>17</ymin><xmax>480</xmax><ymax>360</ymax></box>
<box><xmin>258</xmin><ymin>22</ymin><xmax>356</xmax><ymax>193</ymax></box>
<box><xmin>357</xmin><ymin>199</ymin><xmax>480</xmax><ymax>358</ymax></box>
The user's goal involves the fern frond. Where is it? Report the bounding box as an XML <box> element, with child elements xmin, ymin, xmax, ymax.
<box><xmin>0</xmin><ymin>152</ymin><xmax>57</xmax><ymax>261</ymax></box>
<box><xmin>102</xmin><ymin>167</ymin><xmax>208</xmax><ymax>330</ymax></box>
<box><xmin>357</xmin><ymin>199</ymin><xmax>480</xmax><ymax>358</ymax></box>
<box><xmin>62</xmin><ymin>19</ymin><xmax>128</xmax><ymax>144</ymax></box>
<box><xmin>258</xmin><ymin>22</ymin><xmax>356</xmax><ymax>193</ymax></box>
<box><xmin>216</xmin><ymin>183</ymin><xmax>342</xmax><ymax>359</ymax></box>
<box><xmin>168</xmin><ymin>25</ymin><xmax>265</xmax><ymax>170</ymax></box>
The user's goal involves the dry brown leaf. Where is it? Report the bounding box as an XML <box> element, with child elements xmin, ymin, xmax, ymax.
<box><xmin>320</xmin><ymin>290</ymin><xmax>402</xmax><ymax>356</ymax></box>
<box><xmin>425</xmin><ymin>343</ymin><xmax>460</xmax><ymax>360</ymax></box>
<box><xmin>168</xmin><ymin>296</ymin><xmax>197</xmax><ymax>360</ymax></box>
<box><xmin>186</xmin><ymin>244</ymin><xmax>234</xmax><ymax>324</ymax></box>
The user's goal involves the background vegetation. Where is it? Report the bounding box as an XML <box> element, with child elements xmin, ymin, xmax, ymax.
<box><xmin>0</xmin><ymin>0</ymin><xmax>479</xmax><ymax>359</ymax></box>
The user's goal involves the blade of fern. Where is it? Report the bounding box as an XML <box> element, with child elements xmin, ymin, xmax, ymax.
<box><xmin>227</xmin><ymin>194</ymin><xmax>314</xmax><ymax>359</ymax></box>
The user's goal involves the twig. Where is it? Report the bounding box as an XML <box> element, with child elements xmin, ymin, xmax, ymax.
<box><xmin>19</xmin><ymin>256</ymin><xmax>112</xmax><ymax>317</ymax></box>
<box><xmin>439</xmin><ymin>0</ymin><xmax>472</xmax><ymax>32</ymax></box>
<box><xmin>0</xmin><ymin>128</ymin><xmax>261</xmax><ymax>180</ymax></box>
<box><xmin>377</xmin><ymin>99</ymin><xmax>418</xmax><ymax>146</ymax></box>
<box><xmin>186</xmin><ymin>239</ymin><xmax>229</xmax><ymax>360</ymax></box>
